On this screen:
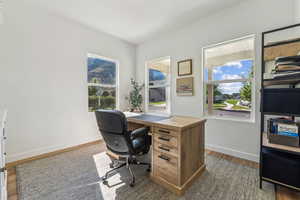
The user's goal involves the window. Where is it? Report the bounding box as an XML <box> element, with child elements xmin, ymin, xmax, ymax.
<box><xmin>203</xmin><ymin>35</ymin><xmax>255</xmax><ymax>120</ymax></box>
<box><xmin>146</xmin><ymin>57</ymin><xmax>171</xmax><ymax>115</ymax></box>
<box><xmin>87</xmin><ymin>53</ymin><xmax>118</xmax><ymax>112</ymax></box>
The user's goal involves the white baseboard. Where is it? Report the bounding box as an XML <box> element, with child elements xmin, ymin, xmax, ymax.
<box><xmin>7</xmin><ymin>138</ymin><xmax>259</xmax><ymax>163</ymax></box>
<box><xmin>206</xmin><ymin>144</ymin><xmax>259</xmax><ymax>163</ymax></box>
<box><xmin>6</xmin><ymin>135</ymin><xmax>102</xmax><ymax>163</ymax></box>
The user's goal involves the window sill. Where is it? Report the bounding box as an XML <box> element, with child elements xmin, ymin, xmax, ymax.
<box><xmin>204</xmin><ymin>115</ymin><xmax>255</xmax><ymax>124</ymax></box>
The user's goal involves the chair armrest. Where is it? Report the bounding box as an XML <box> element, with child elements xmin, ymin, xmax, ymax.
<box><xmin>130</xmin><ymin>127</ymin><xmax>149</xmax><ymax>139</ymax></box>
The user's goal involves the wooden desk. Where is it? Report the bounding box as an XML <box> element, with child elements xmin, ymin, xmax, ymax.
<box><xmin>127</xmin><ymin>114</ymin><xmax>206</xmax><ymax>195</ymax></box>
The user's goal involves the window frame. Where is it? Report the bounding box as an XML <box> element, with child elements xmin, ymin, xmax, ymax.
<box><xmin>201</xmin><ymin>35</ymin><xmax>256</xmax><ymax>122</ymax></box>
<box><xmin>87</xmin><ymin>53</ymin><xmax>119</xmax><ymax>112</ymax></box>
<box><xmin>145</xmin><ymin>56</ymin><xmax>171</xmax><ymax>116</ymax></box>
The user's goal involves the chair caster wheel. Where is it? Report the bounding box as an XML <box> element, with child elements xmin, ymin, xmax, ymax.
<box><xmin>109</xmin><ymin>163</ymin><xmax>114</xmax><ymax>168</ymax></box>
<box><xmin>146</xmin><ymin>168</ymin><xmax>151</xmax><ymax>172</ymax></box>
<box><xmin>129</xmin><ymin>182</ymin><xmax>135</xmax><ymax>187</ymax></box>
<box><xmin>102</xmin><ymin>180</ymin><xmax>108</xmax><ymax>184</ymax></box>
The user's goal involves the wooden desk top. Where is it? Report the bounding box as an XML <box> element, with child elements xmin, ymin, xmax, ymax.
<box><xmin>127</xmin><ymin>114</ymin><xmax>206</xmax><ymax>131</ymax></box>
<box><xmin>155</xmin><ymin>115</ymin><xmax>206</xmax><ymax>128</ymax></box>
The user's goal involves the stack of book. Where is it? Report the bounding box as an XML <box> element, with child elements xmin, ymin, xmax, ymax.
<box><xmin>264</xmin><ymin>55</ymin><xmax>300</xmax><ymax>80</ymax></box>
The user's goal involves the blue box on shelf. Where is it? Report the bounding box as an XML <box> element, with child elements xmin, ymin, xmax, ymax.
<box><xmin>267</xmin><ymin>118</ymin><xmax>300</xmax><ymax>147</ymax></box>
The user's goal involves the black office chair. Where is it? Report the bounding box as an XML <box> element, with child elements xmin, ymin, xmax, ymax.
<box><xmin>95</xmin><ymin>109</ymin><xmax>151</xmax><ymax>187</ymax></box>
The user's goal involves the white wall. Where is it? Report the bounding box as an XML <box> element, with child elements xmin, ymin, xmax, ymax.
<box><xmin>296</xmin><ymin>0</ymin><xmax>300</xmax><ymax>23</ymax></box>
<box><xmin>0</xmin><ymin>0</ymin><xmax>3</xmax><ymax>25</ymax></box>
<box><xmin>0</xmin><ymin>1</ymin><xmax>136</xmax><ymax>162</ymax></box>
<box><xmin>136</xmin><ymin>0</ymin><xmax>295</xmax><ymax>162</ymax></box>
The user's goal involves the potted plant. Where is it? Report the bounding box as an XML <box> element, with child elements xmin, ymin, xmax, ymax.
<box><xmin>126</xmin><ymin>78</ymin><xmax>144</xmax><ymax>112</ymax></box>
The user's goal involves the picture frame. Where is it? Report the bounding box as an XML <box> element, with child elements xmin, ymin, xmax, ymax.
<box><xmin>177</xmin><ymin>59</ymin><xmax>192</xmax><ymax>76</ymax></box>
<box><xmin>176</xmin><ymin>77</ymin><xmax>194</xmax><ymax>96</ymax></box>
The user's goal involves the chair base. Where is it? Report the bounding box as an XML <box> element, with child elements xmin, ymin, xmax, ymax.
<box><xmin>101</xmin><ymin>157</ymin><xmax>151</xmax><ymax>187</ymax></box>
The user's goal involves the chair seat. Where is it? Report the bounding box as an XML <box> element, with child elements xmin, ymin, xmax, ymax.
<box><xmin>95</xmin><ymin>109</ymin><xmax>150</xmax><ymax>155</ymax></box>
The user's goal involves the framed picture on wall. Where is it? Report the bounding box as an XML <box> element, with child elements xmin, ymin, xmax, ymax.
<box><xmin>177</xmin><ymin>59</ymin><xmax>192</xmax><ymax>76</ymax></box>
<box><xmin>176</xmin><ymin>77</ymin><xmax>194</xmax><ymax>96</ymax></box>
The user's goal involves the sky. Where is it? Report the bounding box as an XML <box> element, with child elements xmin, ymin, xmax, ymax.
<box><xmin>205</xmin><ymin>59</ymin><xmax>253</xmax><ymax>94</ymax></box>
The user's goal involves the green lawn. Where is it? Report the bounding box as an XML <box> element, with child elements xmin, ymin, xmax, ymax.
<box><xmin>212</xmin><ymin>99</ymin><xmax>251</xmax><ymax>111</ymax></box>
<box><xmin>212</xmin><ymin>101</ymin><xmax>250</xmax><ymax>111</ymax></box>
<box><xmin>232</xmin><ymin>105</ymin><xmax>250</xmax><ymax>110</ymax></box>
<box><xmin>149</xmin><ymin>101</ymin><xmax>166</xmax><ymax>105</ymax></box>
<box><xmin>225</xmin><ymin>99</ymin><xmax>238</xmax><ymax>105</ymax></box>
<box><xmin>213</xmin><ymin>103</ymin><xmax>226</xmax><ymax>109</ymax></box>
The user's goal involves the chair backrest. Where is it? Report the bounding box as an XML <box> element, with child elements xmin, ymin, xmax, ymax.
<box><xmin>95</xmin><ymin>110</ymin><xmax>131</xmax><ymax>154</ymax></box>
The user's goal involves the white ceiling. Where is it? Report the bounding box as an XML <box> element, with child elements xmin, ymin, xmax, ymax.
<box><xmin>28</xmin><ymin>0</ymin><xmax>243</xmax><ymax>44</ymax></box>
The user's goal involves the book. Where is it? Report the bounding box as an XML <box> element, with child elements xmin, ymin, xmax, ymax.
<box><xmin>273</xmin><ymin>72</ymin><xmax>300</xmax><ymax>80</ymax></box>
<box><xmin>277</xmin><ymin>123</ymin><xmax>299</xmax><ymax>137</ymax></box>
<box><xmin>277</xmin><ymin>131</ymin><xmax>299</xmax><ymax>137</ymax></box>
<box><xmin>278</xmin><ymin>123</ymin><xmax>299</xmax><ymax>133</ymax></box>
<box><xmin>267</xmin><ymin>118</ymin><xmax>294</xmax><ymax>134</ymax></box>
<box><xmin>274</xmin><ymin>72</ymin><xmax>300</xmax><ymax>80</ymax></box>
<box><xmin>264</xmin><ymin>71</ymin><xmax>300</xmax><ymax>80</ymax></box>
<box><xmin>275</xmin><ymin>65</ymin><xmax>300</xmax><ymax>72</ymax></box>
<box><xmin>275</xmin><ymin>55</ymin><xmax>300</xmax><ymax>63</ymax></box>
<box><xmin>275</xmin><ymin>62</ymin><xmax>300</xmax><ymax>66</ymax></box>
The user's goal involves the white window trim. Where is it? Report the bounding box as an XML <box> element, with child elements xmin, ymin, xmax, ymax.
<box><xmin>201</xmin><ymin>34</ymin><xmax>256</xmax><ymax>122</ymax></box>
<box><xmin>87</xmin><ymin>53</ymin><xmax>120</xmax><ymax>111</ymax></box>
<box><xmin>145</xmin><ymin>56</ymin><xmax>171</xmax><ymax>116</ymax></box>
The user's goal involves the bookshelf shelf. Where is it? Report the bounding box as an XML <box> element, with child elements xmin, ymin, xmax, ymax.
<box><xmin>262</xmin><ymin>133</ymin><xmax>300</xmax><ymax>154</ymax></box>
<box><xmin>262</xmin><ymin>112</ymin><xmax>300</xmax><ymax>117</ymax></box>
<box><xmin>264</xmin><ymin>38</ymin><xmax>300</xmax><ymax>48</ymax></box>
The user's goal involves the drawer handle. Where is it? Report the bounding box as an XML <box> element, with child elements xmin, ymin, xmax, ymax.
<box><xmin>158</xmin><ymin>155</ymin><xmax>170</xmax><ymax>161</ymax></box>
<box><xmin>158</xmin><ymin>129</ymin><xmax>170</xmax><ymax>134</ymax></box>
<box><xmin>158</xmin><ymin>137</ymin><xmax>170</xmax><ymax>142</ymax></box>
<box><xmin>158</xmin><ymin>146</ymin><xmax>170</xmax><ymax>152</ymax></box>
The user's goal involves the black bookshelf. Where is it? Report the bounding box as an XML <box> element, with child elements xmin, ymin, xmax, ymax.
<box><xmin>262</xmin><ymin>112</ymin><xmax>300</xmax><ymax>117</ymax></box>
<box><xmin>264</xmin><ymin>38</ymin><xmax>300</xmax><ymax>48</ymax></box>
<box><xmin>260</xmin><ymin>23</ymin><xmax>300</xmax><ymax>191</ymax></box>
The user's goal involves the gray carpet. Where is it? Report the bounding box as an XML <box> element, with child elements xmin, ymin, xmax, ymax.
<box><xmin>16</xmin><ymin>144</ymin><xmax>275</xmax><ymax>200</ymax></box>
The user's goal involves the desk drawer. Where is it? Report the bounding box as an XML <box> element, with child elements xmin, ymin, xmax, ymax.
<box><xmin>154</xmin><ymin>142</ymin><xmax>178</xmax><ymax>157</ymax></box>
<box><xmin>154</xmin><ymin>134</ymin><xmax>178</xmax><ymax>148</ymax></box>
<box><xmin>153</xmin><ymin>150</ymin><xmax>178</xmax><ymax>185</ymax></box>
<box><xmin>154</xmin><ymin>127</ymin><xmax>178</xmax><ymax>137</ymax></box>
